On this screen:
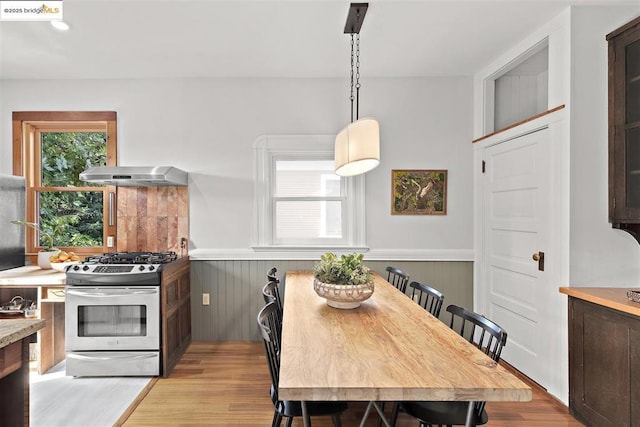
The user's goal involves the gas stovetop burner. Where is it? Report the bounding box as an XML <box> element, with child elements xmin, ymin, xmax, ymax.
<box><xmin>84</xmin><ymin>251</ymin><xmax>178</xmax><ymax>265</ymax></box>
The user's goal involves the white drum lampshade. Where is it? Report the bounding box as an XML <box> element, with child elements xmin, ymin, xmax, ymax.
<box><xmin>334</xmin><ymin>117</ymin><xmax>380</xmax><ymax>177</ymax></box>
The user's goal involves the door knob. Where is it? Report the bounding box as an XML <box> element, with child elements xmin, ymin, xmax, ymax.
<box><xmin>532</xmin><ymin>251</ymin><xmax>544</xmax><ymax>271</ymax></box>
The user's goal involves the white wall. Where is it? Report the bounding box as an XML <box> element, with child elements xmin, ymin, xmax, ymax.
<box><xmin>0</xmin><ymin>77</ymin><xmax>474</xmax><ymax>258</ymax></box>
<box><xmin>570</xmin><ymin>5</ymin><xmax>640</xmax><ymax>285</ymax></box>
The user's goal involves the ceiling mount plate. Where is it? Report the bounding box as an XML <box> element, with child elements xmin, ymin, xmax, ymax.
<box><xmin>343</xmin><ymin>3</ymin><xmax>369</xmax><ymax>34</ymax></box>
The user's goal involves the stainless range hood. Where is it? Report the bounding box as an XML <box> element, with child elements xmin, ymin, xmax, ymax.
<box><xmin>79</xmin><ymin>166</ymin><xmax>188</xmax><ymax>186</ymax></box>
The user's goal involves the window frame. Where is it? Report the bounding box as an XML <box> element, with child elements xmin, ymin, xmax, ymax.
<box><xmin>12</xmin><ymin>111</ymin><xmax>117</xmax><ymax>257</ymax></box>
<box><xmin>318</xmin><ymin>173</ymin><xmax>341</xmax><ymax>238</ymax></box>
<box><xmin>253</xmin><ymin>135</ymin><xmax>367</xmax><ymax>250</ymax></box>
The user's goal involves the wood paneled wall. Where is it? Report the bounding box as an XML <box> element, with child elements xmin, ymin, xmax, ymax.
<box><xmin>116</xmin><ymin>187</ymin><xmax>189</xmax><ymax>254</ymax></box>
<box><xmin>190</xmin><ymin>260</ymin><xmax>473</xmax><ymax>342</ymax></box>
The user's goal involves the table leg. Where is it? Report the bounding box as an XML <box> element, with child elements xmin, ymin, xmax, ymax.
<box><xmin>359</xmin><ymin>402</ymin><xmax>375</xmax><ymax>427</ymax></box>
<box><xmin>465</xmin><ymin>401</ymin><xmax>475</xmax><ymax>427</ymax></box>
<box><xmin>359</xmin><ymin>401</ymin><xmax>392</xmax><ymax>427</ymax></box>
<box><xmin>301</xmin><ymin>400</ymin><xmax>311</xmax><ymax>427</ymax></box>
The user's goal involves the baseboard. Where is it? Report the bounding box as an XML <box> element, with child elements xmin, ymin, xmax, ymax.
<box><xmin>499</xmin><ymin>359</ymin><xmax>570</xmax><ymax>413</ymax></box>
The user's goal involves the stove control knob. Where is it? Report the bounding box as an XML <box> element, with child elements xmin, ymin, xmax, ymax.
<box><xmin>139</xmin><ymin>265</ymin><xmax>145</xmax><ymax>271</ymax></box>
<box><xmin>73</xmin><ymin>265</ymin><xmax>80</xmax><ymax>271</ymax></box>
<box><xmin>82</xmin><ymin>265</ymin><xmax>90</xmax><ymax>271</ymax></box>
<box><xmin>149</xmin><ymin>265</ymin><xmax>155</xmax><ymax>271</ymax></box>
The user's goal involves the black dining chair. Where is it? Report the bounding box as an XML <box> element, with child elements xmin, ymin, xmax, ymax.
<box><xmin>262</xmin><ymin>280</ymin><xmax>284</xmax><ymax>313</ymax></box>
<box><xmin>385</xmin><ymin>266</ymin><xmax>410</xmax><ymax>294</ymax></box>
<box><xmin>390</xmin><ymin>304</ymin><xmax>508</xmax><ymax>427</ymax></box>
<box><xmin>409</xmin><ymin>281</ymin><xmax>445</xmax><ymax>318</ymax></box>
<box><xmin>267</xmin><ymin>267</ymin><xmax>287</xmax><ymax>307</ymax></box>
<box><xmin>257</xmin><ymin>302</ymin><xmax>347</xmax><ymax>427</ymax></box>
<box><xmin>261</xmin><ymin>281</ymin><xmax>283</xmax><ymax>352</ymax></box>
<box><xmin>267</xmin><ymin>266</ymin><xmax>279</xmax><ymax>284</ymax></box>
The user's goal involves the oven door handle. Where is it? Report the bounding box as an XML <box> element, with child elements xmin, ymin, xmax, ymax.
<box><xmin>66</xmin><ymin>289</ymin><xmax>158</xmax><ymax>297</ymax></box>
<box><xmin>66</xmin><ymin>352</ymin><xmax>158</xmax><ymax>361</ymax></box>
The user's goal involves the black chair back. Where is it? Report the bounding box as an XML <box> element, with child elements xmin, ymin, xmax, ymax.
<box><xmin>262</xmin><ymin>281</ymin><xmax>283</xmax><ymax>349</ymax></box>
<box><xmin>385</xmin><ymin>266</ymin><xmax>410</xmax><ymax>293</ymax></box>
<box><xmin>257</xmin><ymin>302</ymin><xmax>282</xmax><ymax>402</ymax></box>
<box><xmin>409</xmin><ymin>281</ymin><xmax>445</xmax><ymax>318</ymax></box>
<box><xmin>262</xmin><ymin>280</ymin><xmax>283</xmax><ymax>312</ymax></box>
<box><xmin>446</xmin><ymin>304</ymin><xmax>507</xmax><ymax>362</ymax></box>
<box><xmin>267</xmin><ymin>266</ymin><xmax>279</xmax><ymax>283</ymax></box>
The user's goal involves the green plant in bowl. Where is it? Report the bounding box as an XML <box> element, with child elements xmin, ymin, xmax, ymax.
<box><xmin>313</xmin><ymin>252</ymin><xmax>375</xmax><ymax>309</ymax></box>
<box><xmin>313</xmin><ymin>252</ymin><xmax>373</xmax><ymax>286</ymax></box>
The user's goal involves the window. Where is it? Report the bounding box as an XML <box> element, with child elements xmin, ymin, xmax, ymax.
<box><xmin>12</xmin><ymin>112</ymin><xmax>117</xmax><ymax>256</ymax></box>
<box><xmin>253</xmin><ymin>135</ymin><xmax>366</xmax><ymax>249</ymax></box>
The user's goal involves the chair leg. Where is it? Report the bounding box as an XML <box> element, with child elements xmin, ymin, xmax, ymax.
<box><xmin>285</xmin><ymin>417</ymin><xmax>293</xmax><ymax>427</ymax></box>
<box><xmin>332</xmin><ymin>414</ymin><xmax>342</xmax><ymax>427</ymax></box>
<box><xmin>271</xmin><ymin>410</ymin><xmax>282</xmax><ymax>427</ymax></box>
<box><xmin>376</xmin><ymin>402</ymin><xmax>386</xmax><ymax>427</ymax></box>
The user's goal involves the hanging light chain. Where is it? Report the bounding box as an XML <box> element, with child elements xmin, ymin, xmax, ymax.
<box><xmin>349</xmin><ymin>33</ymin><xmax>355</xmax><ymax>123</ymax></box>
<box><xmin>355</xmin><ymin>34</ymin><xmax>361</xmax><ymax>89</ymax></box>
<box><xmin>355</xmin><ymin>33</ymin><xmax>361</xmax><ymax>120</ymax></box>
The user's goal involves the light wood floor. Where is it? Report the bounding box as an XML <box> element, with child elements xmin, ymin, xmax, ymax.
<box><xmin>120</xmin><ymin>342</ymin><xmax>584</xmax><ymax>427</ymax></box>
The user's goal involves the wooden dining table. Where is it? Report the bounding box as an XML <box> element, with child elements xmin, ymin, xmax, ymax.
<box><xmin>278</xmin><ymin>271</ymin><xmax>532</xmax><ymax>427</ymax></box>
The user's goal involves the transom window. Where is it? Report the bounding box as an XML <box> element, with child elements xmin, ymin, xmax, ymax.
<box><xmin>253</xmin><ymin>135</ymin><xmax>366</xmax><ymax>249</ymax></box>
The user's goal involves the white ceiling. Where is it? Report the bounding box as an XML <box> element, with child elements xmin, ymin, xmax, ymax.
<box><xmin>0</xmin><ymin>0</ymin><xmax>635</xmax><ymax>80</ymax></box>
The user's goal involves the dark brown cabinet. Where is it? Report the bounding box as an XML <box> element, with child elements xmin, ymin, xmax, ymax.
<box><xmin>161</xmin><ymin>256</ymin><xmax>191</xmax><ymax>377</ymax></box>
<box><xmin>568</xmin><ymin>297</ymin><xmax>640</xmax><ymax>426</ymax></box>
<box><xmin>608</xmin><ymin>16</ymin><xmax>640</xmax><ymax>242</ymax></box>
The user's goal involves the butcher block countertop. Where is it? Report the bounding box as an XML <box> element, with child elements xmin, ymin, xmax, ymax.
<box><xmin>559</xmin><ymin>287</ymin><xmax>640</xmax><ymax>318</ymax></box>
<box><xmin>0</xmin><ymin>319</ymin><xmax>45</xmax><ymax>349</ymax></box>
<box><xmin>0</xmin><ymin>266</ymin><xmax>65</xmax><ymax>286</ymax></box>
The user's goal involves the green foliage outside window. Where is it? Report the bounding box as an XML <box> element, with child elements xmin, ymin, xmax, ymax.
<box><xmin>39</xmin><ymin>132</ymin><xmax>107</xmax><ymax>247</ymax></box>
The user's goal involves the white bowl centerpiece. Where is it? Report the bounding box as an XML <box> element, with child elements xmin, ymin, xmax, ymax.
<box><xmin>312</xmin><ymin>252</ymin><xmax>374</xmax><ymax>309</ymax></box>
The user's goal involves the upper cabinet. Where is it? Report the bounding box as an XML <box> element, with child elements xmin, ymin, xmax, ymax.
<box><xmin>608</xmin><ymin>15</ymin><xmax>640</xmax><ymax>242</ymax></box>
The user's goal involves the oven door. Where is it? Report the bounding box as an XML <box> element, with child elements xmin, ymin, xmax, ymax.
<box><xmin>65</xmin><ymin>286</ymin><xmax>160</xmax><ymax>351</ymax></box>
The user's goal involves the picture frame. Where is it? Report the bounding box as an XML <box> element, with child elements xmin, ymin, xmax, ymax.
<box><xmin>391</xmin><ymin>169</ymin><xmax>447</xmax><ymax>215</ymax></box>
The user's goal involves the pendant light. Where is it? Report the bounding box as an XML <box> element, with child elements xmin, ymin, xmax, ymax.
<box><xmin>335</xmin><ymin>2</ymin><xmax>380</xmax><ymax>177</ymax></box>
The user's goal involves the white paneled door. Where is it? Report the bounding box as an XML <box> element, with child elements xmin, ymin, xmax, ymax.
<box><xmin>482</xmin><ymin>127</ymin><xmax>551</xmax><ymax>387</ymax></box>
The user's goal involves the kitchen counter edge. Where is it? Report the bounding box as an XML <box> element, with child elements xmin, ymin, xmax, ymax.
<box><xmin>0</xmin><ymin>266</ymin><xmax>66</xmax><ymax>286</ymax></box>
<box><xmin>0</xmin><ymin>318</ymin><xmax>46</xmax><ymax>349</ymax></box>
<box><xmin>559</xmin><ymin>286</ymin><xmax>640</xmax><ymax>318</ymax></box>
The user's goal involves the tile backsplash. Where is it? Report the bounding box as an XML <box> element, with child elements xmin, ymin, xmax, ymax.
<box><xmin>116</xmin><ymin>186</ymin><xmax>188</xmax><ymax>254</ymax></box>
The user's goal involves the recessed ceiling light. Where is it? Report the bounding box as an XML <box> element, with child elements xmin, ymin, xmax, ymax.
<box><xmin>51</xmin><ymin>20</ymin><xmax>70</xmax><ymax>31</ymax></box>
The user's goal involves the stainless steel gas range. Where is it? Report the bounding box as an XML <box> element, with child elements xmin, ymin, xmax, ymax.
<box><xmin>65</xmin><ymin>251</ymin><xmax>180</xmax><ymax>377</ymax></box>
